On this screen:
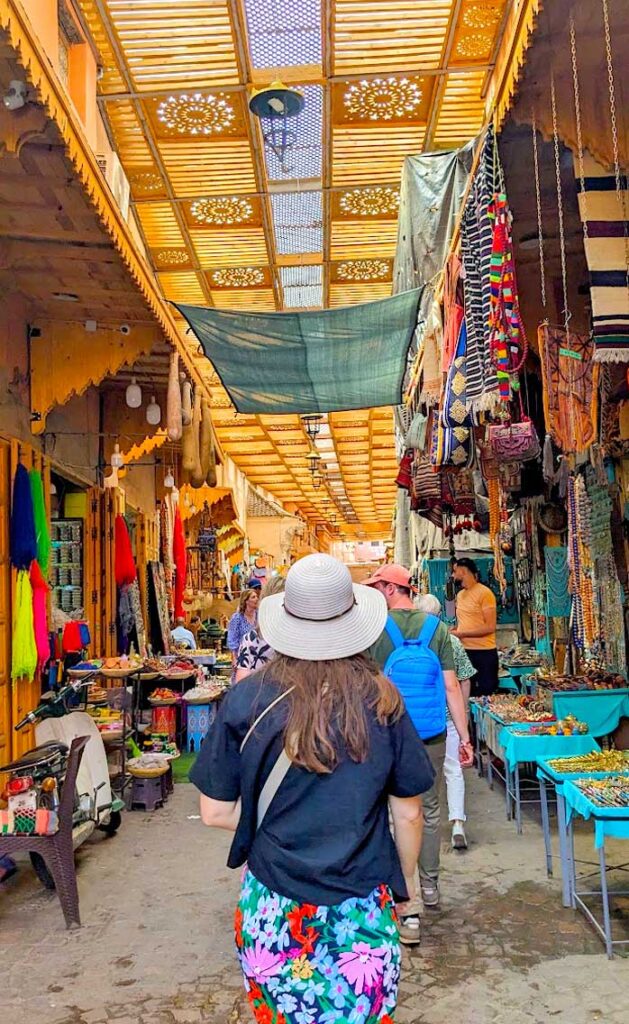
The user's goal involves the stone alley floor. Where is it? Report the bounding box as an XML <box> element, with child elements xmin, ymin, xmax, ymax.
<box><xmin>1</xmin><ymin>771</ymin><xmax>628</xmax><ymax>1024</ymax></box>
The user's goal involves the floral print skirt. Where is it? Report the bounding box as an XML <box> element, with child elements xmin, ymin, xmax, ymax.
<box><xmin>235</xmin><ymin>869</ymin><xmax>401</xmax><ymax>1024</ymax></box>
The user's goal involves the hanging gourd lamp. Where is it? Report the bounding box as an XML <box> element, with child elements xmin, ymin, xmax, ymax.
<box><xmin>248</xmin><ymin>81</ymin><xmax>304</xmax><ymax>166</ymax></box>
<box><xmin>125</xmin><ymin>376</ymin><xmax>142</xmax><ymax>408</ymax></box>
<box><xmin>146</xmin><ymin>395</ymin><xmax>161</xmax><ymax>426</ymax></box>
<box><xmin>111</xmin><ymin>443</ymin><xmax>124</xmax><ymax>470</ymax></box>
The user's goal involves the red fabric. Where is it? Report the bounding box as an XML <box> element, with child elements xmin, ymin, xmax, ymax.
<box><xmin>114</xmin><ymin>514</ymin><xmax>137</xmax><ymax>588</ymax></box>
<box><xmin>62</xmin><ymin>621</ymin><xmax>82</xmax><ymax>654</ymax></box>
<box><xmin>173</xmin><ymin>505</ymin><xmax>186</xmax><ymax>620</ymax></box>
<box><xmin>30</xmin><ymin>560</ymin><xmax>49</xmax><ymax>666</ymax></box>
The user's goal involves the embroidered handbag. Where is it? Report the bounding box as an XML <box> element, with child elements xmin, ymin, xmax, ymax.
<box><xmin>488</xmin><ymin>418</ymin><xmax>540</xmax><ymax>462</ymax></box>
<box><xmin>431</xmin><ymin>410</ymin><xmax>475</xmax><ymax>469</ymax></box>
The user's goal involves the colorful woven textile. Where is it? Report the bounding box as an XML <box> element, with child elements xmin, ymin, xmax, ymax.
<box><xmin>575</xmin><ymin>153</ymin><xmax>629</xmax><ymax>362</ymax></box>
<box><xmin>537</xmin><ymin>323</ymin><xmax>597</xmax><ymax>454</ymax></box>
<box><xmin>488</xmin><ymin>193</ymin><xmax>527</xmax><ymax>401</ymax></box>
<box><xmin>441</xmin><ymin>253</ymin><xmax>464</xmax><ymax>373</ymax></box>
<box><xmin>460</xmin><ymin>127</ymin><xmax>500</xmax><ymax>411</ymax></box>
<box><xmin>236</xmin><ymin>869</ymin><xmax>401</xmax><ymax>1024</ymax></box>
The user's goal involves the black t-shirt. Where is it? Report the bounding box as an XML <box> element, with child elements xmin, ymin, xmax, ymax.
<box><xmin>190</xmin><ymin>673</ymin><xmax>434</xmax><ymax>906</ymax></box>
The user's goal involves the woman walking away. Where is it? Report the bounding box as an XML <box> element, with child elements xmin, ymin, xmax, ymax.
<box><xmin>417</xmin><ymin>593</ymin><xmax>474</xmax><ymax>851</ymax></box>
<box><xmin>191</xmin><ymin>554</ymin><xmax>434</xmax><ymax>1024</ymax></box>
<box><xmin>226</xmin><ymin>587</ymin><xmax>259</xmax><ymax>676</ymax></box>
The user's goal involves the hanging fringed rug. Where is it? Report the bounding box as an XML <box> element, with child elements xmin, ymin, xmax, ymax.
<box><xmin>575</xmin><ymin>153</ymin><xmax>629</xmax><ymax>362</ymax></box>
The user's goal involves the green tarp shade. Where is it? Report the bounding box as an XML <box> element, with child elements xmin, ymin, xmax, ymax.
<box><xmin>175</xmin><ymin>288</ymin><xmax>422</xmax><ymax>415</ymax></box>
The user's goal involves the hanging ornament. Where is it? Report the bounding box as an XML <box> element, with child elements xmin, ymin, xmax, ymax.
<box><xmin>146</xmin><ymin>395</ymin><xmax>161</xmax><ymax>426</ymax></box>
<box><xmin>126</xmin><ymin>377</ymin><xmax>142</xmax><ymax>409</ymax></box>
<box><xmin>164</xmin><ymin>469</ymin><xmax>175</xmax><ymax>489</ymax></box>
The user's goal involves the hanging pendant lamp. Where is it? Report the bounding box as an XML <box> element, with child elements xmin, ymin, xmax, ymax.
<box><xmin>146</xmin><ymin>395</ymin><xmax>161</xmax><ymax>425</ymax></box>
<box><xmin>126</xmin><ymin>377</ymin><xmax>142</xmax><ymax>408</ymax></box>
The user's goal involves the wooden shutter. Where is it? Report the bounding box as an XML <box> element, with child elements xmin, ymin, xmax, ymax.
<box><xmin>84</xmin><ymin>486</ymin><xmax>103</xmax><ymax>656</ymax></box>
<box><xmin>84</xmin><ymin>487</ymin><xmax>118</xmax><ymax>658</ymax></box>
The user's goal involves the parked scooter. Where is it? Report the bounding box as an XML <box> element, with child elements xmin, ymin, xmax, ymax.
<box><xmin>0</xmin><ymin>674</ymin><xmax>124</xmax><ymax>889</ymax></box>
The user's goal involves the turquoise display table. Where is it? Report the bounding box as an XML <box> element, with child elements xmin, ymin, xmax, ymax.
<box><xmin>497</xmin><ymin>724</ymin><xmax>600</xmax><ymax>833</ymax></box>
<box><xmin>502</xmin><ymin>664</ymin><xmax>539</xmax><ymax>694</ymax></box>
<box><xmin>550</xmin><ymin>689</ymin><xmax>629</xmax><ymax>737</ymax></box>
<box><xmin>562</xmin><ymin>779</ymin><xmax>629</xmax><ymax>957</ymax></box>
<box><xmin>536</xmin><ymin>755</ymin><xmax>620</xmax><ymax>906</ymax></box>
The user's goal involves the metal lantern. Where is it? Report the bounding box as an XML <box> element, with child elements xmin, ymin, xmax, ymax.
<box><xmin>249</xmin><ymin>81</ymin><xmax>305</xmax><ymax>167</ymax></box>
<box><xmin>301</xmin><ymin>414</ymin><xmax>323</xmax><ymax>443</ymax></box>
<box><xmin>306</xmin><ymin>449</ymin><xmax>321</xmax><ymax>476</ymax></box>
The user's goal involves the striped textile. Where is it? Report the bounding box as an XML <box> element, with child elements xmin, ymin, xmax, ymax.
<box><xmin>461</xmin><ymin>127</ymin><xmax>500</xmax><ymax>410</ymax></box>
<box><xmin>575</xmin><ymin>153</ymin><xmax>629</xmax><ymax>362</ymax></box>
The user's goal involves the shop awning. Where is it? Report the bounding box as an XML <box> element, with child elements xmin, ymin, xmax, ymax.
<box><xmin>175</xmin><ymin>289</ymin><xmax>422</xmax><ymax>415</ymax></box>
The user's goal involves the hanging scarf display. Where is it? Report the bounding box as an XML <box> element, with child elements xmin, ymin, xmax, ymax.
<box><xmin>574</xmin><ymin>153</ymin><xmax>629</xmax><ymax>363</ymax></box>
<box><xmin>441</xmin><ymin>320</ymin><xmax>475</xmax><ymax>429</ymax></box>
<box><xmin>114</xmin><ymin>514</ymin><xmax>137</xmax><ymax>588</ymax></box>
<box><xmin>537</xmin><ymin>324</ymin><xmax>597</xmax><ymax>454</ymax></box>
<box><xmin>441</xmin><ymin>253</ymin><xmax>464</xmax><ymax>373</ymax></box>
<box><xmin>405</xmin><ymin>297</ymin><xmax>442</xmax><ymax>407</ymax></box>
<box><xmin>30</xmin><ymin>561</ymin><xmax>50</xmax><ymax>667</ymax></box>
<box><xmin>173</xmin><ymin>505</ymin><xmax>186</xmax><ymax>620</ymax></box>
<box><xmin>487</xmin><ymin>193</ymin><xmax>528</xmax><ymax>401</ymax></box>
<box><xmin>459</xmin><ymin>126</ymin><xmax>500</xmax><ymax>412</ymax></box>
<box><xmin>10</xmin><ymin>463</ymin><xmax>37</xmax><ymax>570</ymax></box>
<box><xmin>410</xmin><ymin>420</ymin><xmax>442</xmax><ymax>528</ymax></box>
<box><xmin>430</xmin><ymin>417</ymin><xmax>474</xmax><ymax>469</ymax></box>
<box><xmin>544</xmin><ymin>547</ymin><xmax>572</xmax><ymax>617</ymax></box>
<box><xmin>29</xmin><ymin>470</ymin><xmax>51</xmax><ymax>577</ymax></box>
<box><xmin>12</xmin><ymin>570</ymin><xmax>37</xmax><ymax>681</ymax></box>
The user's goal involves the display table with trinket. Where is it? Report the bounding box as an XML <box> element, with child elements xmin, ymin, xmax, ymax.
<box><xmin>497</xmin><ymin>723</ymin><xmax>599</xmax><ymax>835</ymax></box>
<box><xmin>534</xmin><ymin>667</ymin><xmax>629</xmax><ymax>736</ymax></box>
<box><xmin>470</xmin><ymin>695</ymin><xmax>559</xmax><ymax>817</ymax></box>
<box><xmin>536</xmin><ymin>750</ymin><xmax>629</xmax><ymax>906</ymax></box>
<box><xmin>561</xmin><ymin>776</ymin><xmax>629</xmax><ymax>957</ymax></box>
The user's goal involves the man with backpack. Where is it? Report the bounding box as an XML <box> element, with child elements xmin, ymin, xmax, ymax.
<box><xmin>364</xmin><ymin>564</ymin><xmax>473</xmax><ymax>942</ymax></box>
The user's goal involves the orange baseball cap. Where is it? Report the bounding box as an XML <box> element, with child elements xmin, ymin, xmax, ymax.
<box><xmin>362</xmin><ymin>564</ymin><xmax>417</xmax><ymax>592</ymax></box>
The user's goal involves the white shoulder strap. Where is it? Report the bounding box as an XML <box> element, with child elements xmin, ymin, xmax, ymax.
<box><xmin>239</xmin><ymin>686</ymin><xmax>294</xmax><ymax>753</ymax></box>
<box><xmin>239</xmin><ymin>685</ymin><xmax>296</xmax><ymax>831</ymax></box>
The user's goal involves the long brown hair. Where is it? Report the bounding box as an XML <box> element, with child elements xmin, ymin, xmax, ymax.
<box><xmin>260</xmin><ymin>653</ymin><xmax>403</xmax><ymax>774</ymax></box>
<box><xmin>238</xmin><ymin>588</ymin><xmax>258</xmax><ymax>615</ymax></box>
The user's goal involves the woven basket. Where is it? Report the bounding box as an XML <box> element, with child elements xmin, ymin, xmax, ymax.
<box><xmin>128</xmin><ymin>764</ymin><xmax>169</xmax><ymax>779</ymax></box>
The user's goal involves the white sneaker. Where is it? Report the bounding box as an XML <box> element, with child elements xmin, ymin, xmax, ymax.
<box><xmin>452</xmin><ymin>821</ymin><xmax>467</xmax><ymax>850</ymax></box>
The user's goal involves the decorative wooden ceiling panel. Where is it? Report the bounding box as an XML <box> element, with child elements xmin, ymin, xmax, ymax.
<box><xmin>81</xmin><ymin>0</ymin><xmax>509</xmax><ymax>533</ymax></box>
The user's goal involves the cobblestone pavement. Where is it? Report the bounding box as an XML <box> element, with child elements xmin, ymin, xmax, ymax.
<box><xmin>1</xmin><ymin>772</ymin><xmax>628</xmax><ymax>1024</ymax></box>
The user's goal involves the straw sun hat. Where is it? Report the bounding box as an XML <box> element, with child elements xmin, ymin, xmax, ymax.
<box><xmin>258</xmin><ymin>553</ymin><xmax>387</xmax><ymax>661</ymax></box>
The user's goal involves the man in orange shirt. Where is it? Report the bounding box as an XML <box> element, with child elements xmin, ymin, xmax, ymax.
<box><xmin>451</xmin><ymin>557</ymin><xmax>499</xmax><ymax>697</ymax></box>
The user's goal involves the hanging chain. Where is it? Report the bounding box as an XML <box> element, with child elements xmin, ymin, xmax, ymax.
<box><xmin>569</xmin><ymin>14</ymin><xmax>588</xmax><ymax>244</ymax></box>
<box><xmin>601</xmin><ymin>0</ymin><xmax>629</xmax><ymax>297</ymax></box>
<box><xmin>550</xmin><ymin>72</ymin><xmax>571</xmax><ymax>337</ymax></box>
<box><xmin>531</xmin><ymin>114</ymin><xmax>547</xmax><ymax>308</ymax></box>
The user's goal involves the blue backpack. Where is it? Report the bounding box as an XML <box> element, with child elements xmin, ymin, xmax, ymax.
<box><xmin>383</xmin><ymin>614</ymin><xmax>447</xmax><ymax>740</ymax></box>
